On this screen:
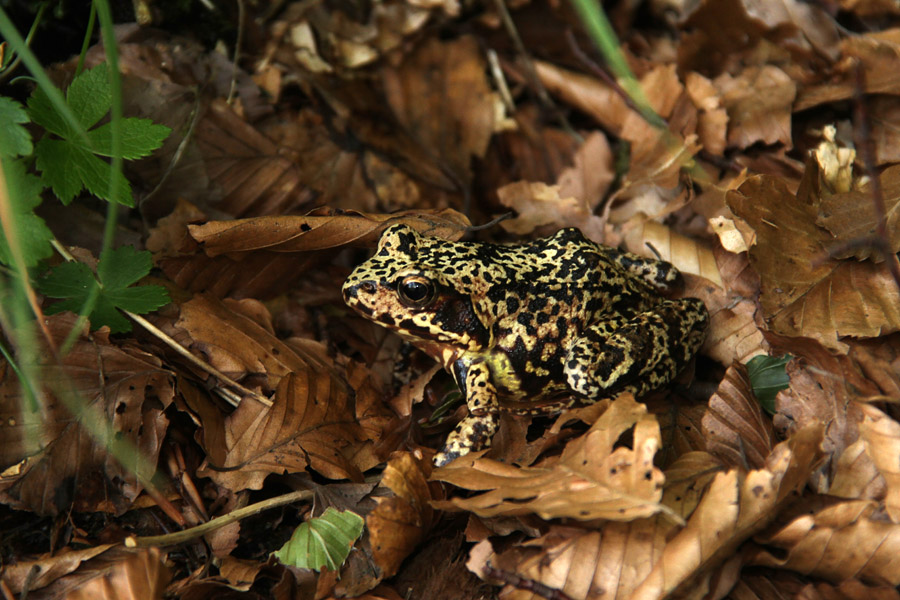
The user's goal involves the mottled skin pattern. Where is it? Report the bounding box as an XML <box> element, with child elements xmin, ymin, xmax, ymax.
<box><xmin>343</xmin><ymin>225</ymin><xmax>709</xmax><ymax>466</ymax></box>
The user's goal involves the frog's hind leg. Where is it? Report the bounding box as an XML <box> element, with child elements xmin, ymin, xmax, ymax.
<box><xmin>434</xmin><ymin>360</ymin><xmax>501</xmax><ymax>467</ymax></box>
<box><xmin>565</xmin><ymin>298</ymin><xmax>708</xmax><ymax>399</ymax></box>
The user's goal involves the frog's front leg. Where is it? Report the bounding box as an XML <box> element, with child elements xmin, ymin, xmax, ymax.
<box><xmin>565</xmin><ymin>298</ymin><xmax>708</xmax><ymax>399</ymax></box>
<box><xmin>433</xmin><ymin>359</ymin><xmax>500</xmax><ymax>467</ymax></box>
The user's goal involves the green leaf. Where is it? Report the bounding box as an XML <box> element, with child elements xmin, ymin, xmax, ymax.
<box><xmin>40</xmin><ymin>246</ymin><xmax>170</xmax><ymax>333</ymax></box>
<box><xmin>273</xmin><ymin>508</ymin><xmax>365</xmax><ymax>571</ymax></box>
<box><xmin>98</xmin><ymin>245</ymin><xmax>151</xmax><ymax>289</ymax></box>
<box><xmin>0</xmin><ymin>97</ymin><xmax>33</xmax><ymax>157</ymax></box>
<box><xmin>0</xmin><ymin>158</ymin><xmax>52</xmax><ymax>267</ymax></box>
<box><xmin>27</xmin><ymin>62</ymin><xmax>170</xmax><ymax>206</ymax></box>
<box><xmin>66</xmin><ymin>61</ymin><xmax>112</xmax><ymax>129</ymax></box>
<box><xmin>85</xmin><ymin>119</ymin><xmax>171</xmax><ymax>159</ymax></box>
<box><xmin>35</xmin><ymin>136</ymin><xmax>133</xmax><ymax>206</ymax></box>
<box><xmin>746</xmin><ymin>354</ymin><xmax>792</xmax><ymax>414</ymax></box>
<box><xmin>27</xmin><ymin>84</ymin><xmax>72</xmax><ymax>139</ymax></box>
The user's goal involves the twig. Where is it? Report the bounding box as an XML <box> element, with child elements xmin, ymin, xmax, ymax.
<box><xmin>127</xmin><ymin>489</ymin><xmax>314</xmax><ymax>547</ymax></box>
<box><xmin>126</xmin><ymin>311</ymin><xmax>273</xmax><ymax>407</ymax></box>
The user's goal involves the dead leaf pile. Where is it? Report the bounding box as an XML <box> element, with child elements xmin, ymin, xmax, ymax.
<box><xmin>3</xmin><ymin>0</ymin><xmax>900</xmax><ymax>599</ymax></box>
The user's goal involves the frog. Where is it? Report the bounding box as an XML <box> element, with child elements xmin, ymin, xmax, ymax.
<box><xmin>342</xmin><ymin>224</ymin><xmax>709</xmax><ymax>467</ymax></box>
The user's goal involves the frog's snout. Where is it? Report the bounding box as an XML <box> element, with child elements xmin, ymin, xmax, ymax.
<box><xmin>342</xmin><ymin>280</ymin><xmax>377</xmax><ymax>302</ymax></box>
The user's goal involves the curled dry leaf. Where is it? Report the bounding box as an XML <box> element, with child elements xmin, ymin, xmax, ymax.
<box><xmin>662</xmin><ymin>451</ymin><xmax>725</xmax><ymax>521</ymax></box>
<box><xmin>189</xmin><ymin>208</ymin><xmax>471</xmax><ymax>257</ymax></box>
<box><xmin>749</xmin><ymin>499</ymin><xmax>900</xmax><ymax>586</ymax></box>
<box><xmin>367</xmin><ymin>452</ymin><xmax>442</xmax><ymax>578</ymax></box>
<box><xmin>1</xmin><ymin>545</ymin><xmax>168</xmax><ymax>598</ymax></box>
<box><xmin>858</xmin><ymin>403</ymin><xmax>900</xmax><ymax>523</ymax></box>
<box><xmin>629</xmin><ymin>423</ymin><xmax>824</xmax><ymax>599</ymax></box>
<box><xmin>194</xmin><ymin>371</ymin><xmax>368</xmax><ymax>488</ymax></box>
<box><xmin>0</xmin><ymin>314</ymin><xmax>174</xmax><ymax>516</ymax></box>
<box><xmin>623</xmin><ymin>220</ymin><xmax>720</xmax><ymax>284</ymax></box>
<box><xmin>727</xmin><ymin>175</ymin><xmax>900</xmax><ymax>351</ymax></box>
<box><xmin>432</xmin><ymin>395</ymin><xmax>676</xmax><ymax>522</ymax></box>
<box><xmin>472</xmin><ymin>520</ymin><xmax>674</xmax><ymax>600</ymax></box>
<box><xmin>702</xmin><ymin>362</ymin><xmax>776</xmax><ymax>470</ymax></box>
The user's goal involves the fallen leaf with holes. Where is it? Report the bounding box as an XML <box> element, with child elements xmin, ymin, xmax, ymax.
<box><xmin>629</xmin><ymin>424</ymin><xmax>823</xmax><ymax>599</ymax></box>
<box><xmin>0</xmin><ymin>314</ymin><xmax>174</xmax><ymax>516</ymax></box>
<box><xmin>189</xmin><ymin>208</ymin><xmax>471</xmax><ymax>256</ymax></box>
<box><xmin>432</xmin><ymin>395</ymin><xmax>676</xmax><ymax>522</ymax></box>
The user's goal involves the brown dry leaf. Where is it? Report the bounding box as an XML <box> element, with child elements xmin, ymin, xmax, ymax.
<box><xmin>629</xmin><ymin>423</ymin><xmax>824</xmax><ymax>599</ymax></box>
<box><xmin>622</xmin><ymin>220</ymin><xmax>720</xmax><ymax>284</ymax></box>
<box><xmin>382</xmin><ymin>36</ymin><xmax>497</xmax><ymax>189</ymax></box>
<box><xmin>727</xmin><ymin>175</ymin><xmax>900</xmax><ymax>351</ymax></box>
<box><xmin>191</xmin><ymin>99</ymin><xmax>318</xmax><ymax>217</ymax></box>
<box><xmin>497</xmin><ymin>132</ymin><xmax>614</xmax><ymax>239</ymax></box>
<box><xmin>1</xmin><ymin>545</ymin><xmax>168</xmax><ymax>598</ymax></box>
<box><xmin>702</xmin><ymin>362</ymin><xmax>777</xmax><ymax>470</ymax></box>
<box><xmin>796</xmin><ymin>31</ymin><xmax>900</xmax><ymax>111</ymax></box>
<box><xmin>714</xmin><ymin>65</ymin><xmax>796</xmax><ymax>150</ymax></box>
<box><xmin>857</xmin><ymin>403</ymin><xmax>900</xmax><ymax>523</ymax></box>
<box><xmin>195</xmin><ymin>371</ymin><xmax>367</xmax><ymax>488</ymax></box>
<box><xmin>766</xmin><ymin>334</ymin><xmax>880</xmax><ymax>490</ymax></box>
<box><xmin>189</xmin><ymin>208</ymin><xmax>471</xmax><ymax>257</ymax></box>
<box><xmin>0</xmin><ymin>314</ymin><xmax>174</xmax><ymax>516</ymax></box>
<box><xmin>170</xmin><ymin>297</ymin><xmax>388</xmax><ymax>487</ymax></box>
<box><xmin>829</xmin><ymin>438</ymin><xmax>887</xmax><ymax>504</ymax></box>
<box><xmin>367</xmin><ymin>452</ymin><xmax>441</xmax><ymax>578</ymax></box>
<box><xmin>816</xmin><ymin>163</ymin><xmax>900</xmax><ymax>260</ymax></box>
<box><xmin>694</xmin><ymin>247</ymin><xmax>768</xmax><ymax>366</ymax></box>
<box><xmin>749</xmin><ymin>499</ymin><xmax>900</xmax><ymax>586</ymax></box>
<box><xmin>432</xmin><ymin>395</ymin><xmax>677</xmax><ymax>522</ymax></box>
<box><xmin>677</xmin><ymin>0</ymin><xmax>839</xmax><ymax>74</ymax></box>
<box><xmin>471</xmin><ymin>520</ymin><xmax>673</xmax><ymax>600</ymax></box>
<box><xmin>684</xmin><ymin>71</ymin><xmax>728</xmax><ymax>157</ymax></box>
<box><xmin>662</xmin><ymin>451</ymin><xmax>725</xmax><ymax>520</ymax></box>
<box><xmin>849</xmin><ymin>335</ymin><xmax>900</xmax><ymax>399</ymax></box>
<box><xmin>497</xmin><ymin>181</ymin><xmax>604</xmax><ymax>238</ymax></box>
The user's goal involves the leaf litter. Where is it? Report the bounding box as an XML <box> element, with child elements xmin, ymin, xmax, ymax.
<box><xmin>3</xmin><ymin>1</ymin><xmax>900</xmax><ymax>599</ymax></box>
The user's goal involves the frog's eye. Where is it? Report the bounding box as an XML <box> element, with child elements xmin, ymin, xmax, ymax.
<box><xmin>397</xmin><ymin>276</ymin><xmax>435</xmax><ymax>307</ymax></box>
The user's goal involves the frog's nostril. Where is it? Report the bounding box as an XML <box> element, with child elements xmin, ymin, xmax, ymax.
<box><xmin>360</xmin><ymin>281</ymin><xmax>376</xmax><ymax>294</ymax></box>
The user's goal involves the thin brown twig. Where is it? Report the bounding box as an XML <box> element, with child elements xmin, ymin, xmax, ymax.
<box><xmin>127</xmin><ymin>489</ymin><xmax>315</xmax><ymax>547</ymax></box>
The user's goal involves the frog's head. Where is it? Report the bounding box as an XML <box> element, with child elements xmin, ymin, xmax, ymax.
<box><xmin>343</xmin><ymin>224</ymin><xmax>489</xmax><ymax>350</ymax></box>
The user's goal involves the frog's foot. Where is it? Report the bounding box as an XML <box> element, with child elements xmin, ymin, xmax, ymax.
<box><xmin>433</xmin><ymin>411</ymin><xmax>500</xmax><ymax>467</ymax></box>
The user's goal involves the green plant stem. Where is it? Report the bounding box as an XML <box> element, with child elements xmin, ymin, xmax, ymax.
<box><xmin>61</xmin><ymin>0</ymin><xmax>124</xmax><ymax>354</ymax></box>
<box><xmin>75</xmin><ymin>3</ymin><xmax>98</xmax><ymax>76</ymax></box>
<box><xmin>567</xmin><ymin>0</ymin><xmax>665</xmax><ymax>129</ymax></box>
<box><xmin>128</xmin><ymin>490</ymin><xmax>315</xmax><ymax>547</ymax></box>
<box><xmin>0</xmin><ymin>2</ymin><xmax>48</xmax><ymax>83</ymax></box>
